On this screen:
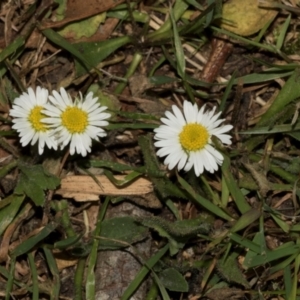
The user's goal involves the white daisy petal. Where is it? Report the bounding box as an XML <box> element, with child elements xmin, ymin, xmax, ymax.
<box><xmin>216</xmin><ymin>134</ymin><xmax>232</xmax><ymax>145</ymax></box>
<box><xmin>207</xmin><ymin>118</ymin><xmax>224</xmax><ymax>129</ymax></box>
<box><xmin>60</xmin><ymin>87</ymin><xmax>72</xmax><ymax>106</ymax></box>
<box><xmin>9</xmin><ymin>86</ymin><xmax>58</xmax><ymax>154</ymax></box>
<box><xmin>196</xmin><ymin>105</ymin><xmax>207</xmax><ymax>123</ymax></box>
<box><xmin>20</xmin><ymin>130</ymin><xmax>35</xmax><ymax>146</ymax></box>
<box><xmin>43</xmin><ymin>88</ymin><xmax>111</xmax><ymax>156</ymax></box>
<box><xmin>211</xmin><ymin>124</ymin><xmax>234</xmax><ymax>135</ymax></box>
<box><xmin>183</xmin><ymin>101</ymin><xmax>197</xmax><ymax>123</ymax></box>
<box><xmin>205</xmin><ymin>144</ymin><xmax>224</xmax><ymax>164</ymax></box>
<box><xmin>193</xmin><ymin>152</ymin><xmax>204</xmax><ymax>176</ymax></box>
<box><xmin>177</xmin><ymin>151</ymin><xmax>188</xmax><ymax>171</ymax></box>
<box><xmin>156</xmin><ymin>147</ymin><xmax>173</xmax><ymax>157</ymax></box>
<box><xmin>163</xmin><ymin>111</ymin><xmax>185</xmax><ymax>130</ymax></box>
<box><xmin>172</xmin><ymin>105</ymin><xmax>186</xmax><ymax>126</ymax></box>
<box><xmin>31</xmin><ymin>132</ymin><xmax>39</xmax><ymax>146</ymax></box>
<box><xmin>153</xmin><ymin>100</ymin><xmax>233</xmax><ymax>176</ymax></box>
<box><xmin>184</xmin><ymin>160</ymin><xmax>193</xmax><ymax>172</ymax></box>
<box><xmin>201</xmin><ymin>148</ymin><xmax>218</xmax><ymax>172</ymax></box>
<box><xmin>10</xmin><ymin>109</ymin><xmax>28</xmax><ymax>118</ymax></box>
<box><xmin>42</xmin><ymin>104</ymin><xmax>62</xmax><ymax>115</ymax></box>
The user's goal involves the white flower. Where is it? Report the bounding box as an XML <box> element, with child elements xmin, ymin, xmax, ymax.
<box><xmin>9</xmin><ymin>86</ymin><xmax>58</xmax><ymax>155</ymax></box>
<box><xmin>42</xmin><ymin>88</ymin><xmax>111</xmax><ymax>157</ymax></box>
<box><xmin>154</xmin><ymin>100</ymin><xmax>233</xmax><ymax>176</ymax></box>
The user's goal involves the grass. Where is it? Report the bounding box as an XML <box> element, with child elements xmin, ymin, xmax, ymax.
<box><xmin>1</xmin><ymin>0</ymin><xmax>300</xmax><ymax>299</ymax></box>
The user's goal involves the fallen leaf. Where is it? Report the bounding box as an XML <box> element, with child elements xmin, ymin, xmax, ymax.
<box><xmin>221</xmin><ymin>0</ymin><xmax>278</xmax><ymax>36</ymax></box>
<box><xmin>56</xmin><ymin>175</ymin><xmax>153</xmax><ymax>199</ymax></box>
<box><xmin>57</xmin><ymin>13</ymin><xmax>106</xmax><ymax>40</ymax></box>
<box><xmin>41</xmin><ymin>0</ymin><xmax>125</xmax><ymax>29</ymax></box>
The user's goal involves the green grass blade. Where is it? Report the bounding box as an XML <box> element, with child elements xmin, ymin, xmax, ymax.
<box><xmin>41</xmin><ymin>28</ymin><xmax>93</xmax><ymax>72</ymax></box>
<box><xmin>74</xmin><ymin>258</ymin><xmax>86</xmax><ymax>300</ymax></box>
<box><xmin>290</xmin><ymin>239</ymin><xmax>300</xmax><ymax>300</ymax></box>
<box><xmin>114</xmin><ymin>52</ymin><xmax>142</xmax><ymax>94</ymax></box>
<box><xmin>229</xmin><ymin>232</ymin><xmax>260</xmax><ymax>254</ymax></box>
<box><xmin>232</xmin><ymin>70</ymin><xmax>293</xmax><ymax>84</ymax></box>
<box><xmin>284</xmin><ymin>264</ymin><xmax>292</xmax><ymax>299</ymax></box>
<box><xmin>170</xmin><ymin>4</ymin><xmax>185</xmax><ymax>79</ymax></box>
<box><xmin>243</xmin><ymin>232</ymin><xmax>266</xmax><ymax>269</ymax></box>
<box><xmin>28</xmin><ymin>253</ymin><xmax>39</xmax><ymax>300</ymax></box>
<box><xmin>219</xmin><ymin>70</ymin><xmax>236</xmax><ymax>112</ymax></box>
<box><xmin>257</xmin><ymin>69</ymin><xmax>300</xmax><ymax>126</ymax></box>
<box><xmin>276</xmin><ymin>14</ymin><xmax>291</xmax><ymax>50</ymax></box>
<box><xmin>104</xmin><ymin>170</ymin><xmax>142</xmax><ymax>187</ymax></box>
<box><xmin>147</xmin><ymin>0</ymin><xmax>189</xmax><ymax>41</ymax></box>
<box><xmin>0</xmin><ymin>37</ymin><xmax>24</xmax><ymax>63</ymax></box>
<box><xmin>86</xmin><ymin>197</ymin><xmax>110</xmax><ymax>300</ymax></box>
<box><xmin>222</xmin><ymin>155</ymin><xmax>251</xmax><ymax>214</ymax></box>
<box><xmin>211</xmin><ymin>25</ymin><xmax>278</xmax><ymax>53</ymax></box>
<box><xmin>152</xmin><ymin>272</ymin><xmax>171</xmax><ymax>300</ymax></box>
<box><xmin>240</xmin><ymin>121</ymin><xmax>300</xmax><ymax>134</ymax></box>
<box><xmin>107</xmin><ymin>123</ymin><xmax>158</xmax><ymax>130</ymax></box>
<box><xmin>5</xmin><ymin>256</ymin><xmax>16</xmax><ymax>300</ymax></box>
<box><xmin>245</xmin><ymin>244</ymin><xmax>300</xmax><ymax>268</ymax></box>
<box><xmin>177</xmin><ymin>174</ymin><xmax>233</xmax><ymax>221</ymax></box>
<box><xmin>0</xmin><ymin>194</ymin><xmax>25</xmax><ymax>236</ymax></box>
<box><xmin>221</xmin><ymin>175</ymin><xmax>230</xmax><ymax>208</ymax></box>
<box><xmin>43</xmin><ymin>247</ymin><xmax>60</xmax><ymax>300</ymax></box>
<box><xmin>12</xmin><ymin>222</ymin><xmax>57</xmax><ymax>257</ymax></box>
<box><xmin>121</xmin><ymin>244</ymin><xmax>169</xmax><ymax>300</ymax></box>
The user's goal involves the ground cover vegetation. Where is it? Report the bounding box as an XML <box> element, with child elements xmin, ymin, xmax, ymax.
<box><xmin>0</xmin><ymin>0</ymin><xmax>300</xmax><ymax>299</ymax></box>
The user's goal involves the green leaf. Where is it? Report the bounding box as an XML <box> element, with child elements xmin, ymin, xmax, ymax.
<box><xmin>151</xmin><ymin>176</ymin><xmax>188</xmax><ymax>200</ymax></box>
<box><xmin>98</xmin><ymin>217</ymin><xmax>148</xmax><ymax>250</ymax></box>
<box><xmin>159</xmin><ymin>268</ymin><xmax>188</xmax><ymax>292</ymax></box>
<box><xmin>149</xmin><ymin>75</ymin><xmax>180</xmax><ymax>86</ymax></box>
<box><xmin>243</xmin><ymin>232</ymin><xmax>267</xmax><ymax>269</ymax></box>
<box><xmin>138</xmin><ymin>135</ymin><xmax>187</xmax><ymax>200</ymax></box>
<box><xmin>230</xmin><ymin>208</ymin><xmax>261</xmax><ymax>233</ymax></box>
<box><xmin>137</xmin><ymin>216</ymin><xmax>210</xmax><ymax>255</ymax></box>
<box><xmin>217</xmin><ymin>253</ymin><xmax>250</xmax><ymax>288</ymax></box>
<box><xmin>15</xmin><ymin>163</ymin><xmax>60</xmax><ymax>206</ymax></box>
<box><xmin>73</xmin><ymin>36</ymin><xmax>132</xmax><ymax>77</ymax></box>
<box><xmin>53</xmin><ymin>235</ymin><xmax>83</xmax><ymax>250</ymax></box>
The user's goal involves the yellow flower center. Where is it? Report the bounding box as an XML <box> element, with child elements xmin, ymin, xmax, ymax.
<box><xmin>28</xmin><ymin>106</ymin><xmax>48</xmax><ymax>132</ymax></box>
<box><xmin>179</xmin><ymin>123</ymin><xmax>209</xmax><ymax>151</ymax></box>
<box><xmin>61</xmin><ymin>106</ymin><xmax>88</xmax><ymax>134</ymax></box>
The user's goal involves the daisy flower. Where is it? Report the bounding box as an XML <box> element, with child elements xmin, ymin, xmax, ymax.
<box><xmin>154</xmin><ymin>100</ymin><xmax>233</xmax><ymax>176</ymax></box>
<box><xmin>42</xmin><ymin>88</ymin><xmax>111</xmax><ymax>157</ymax></box>
<box><xmin>9</xmin><ymin>86</ymin><xmax>57</xmax><ymax>155</ymax></box>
